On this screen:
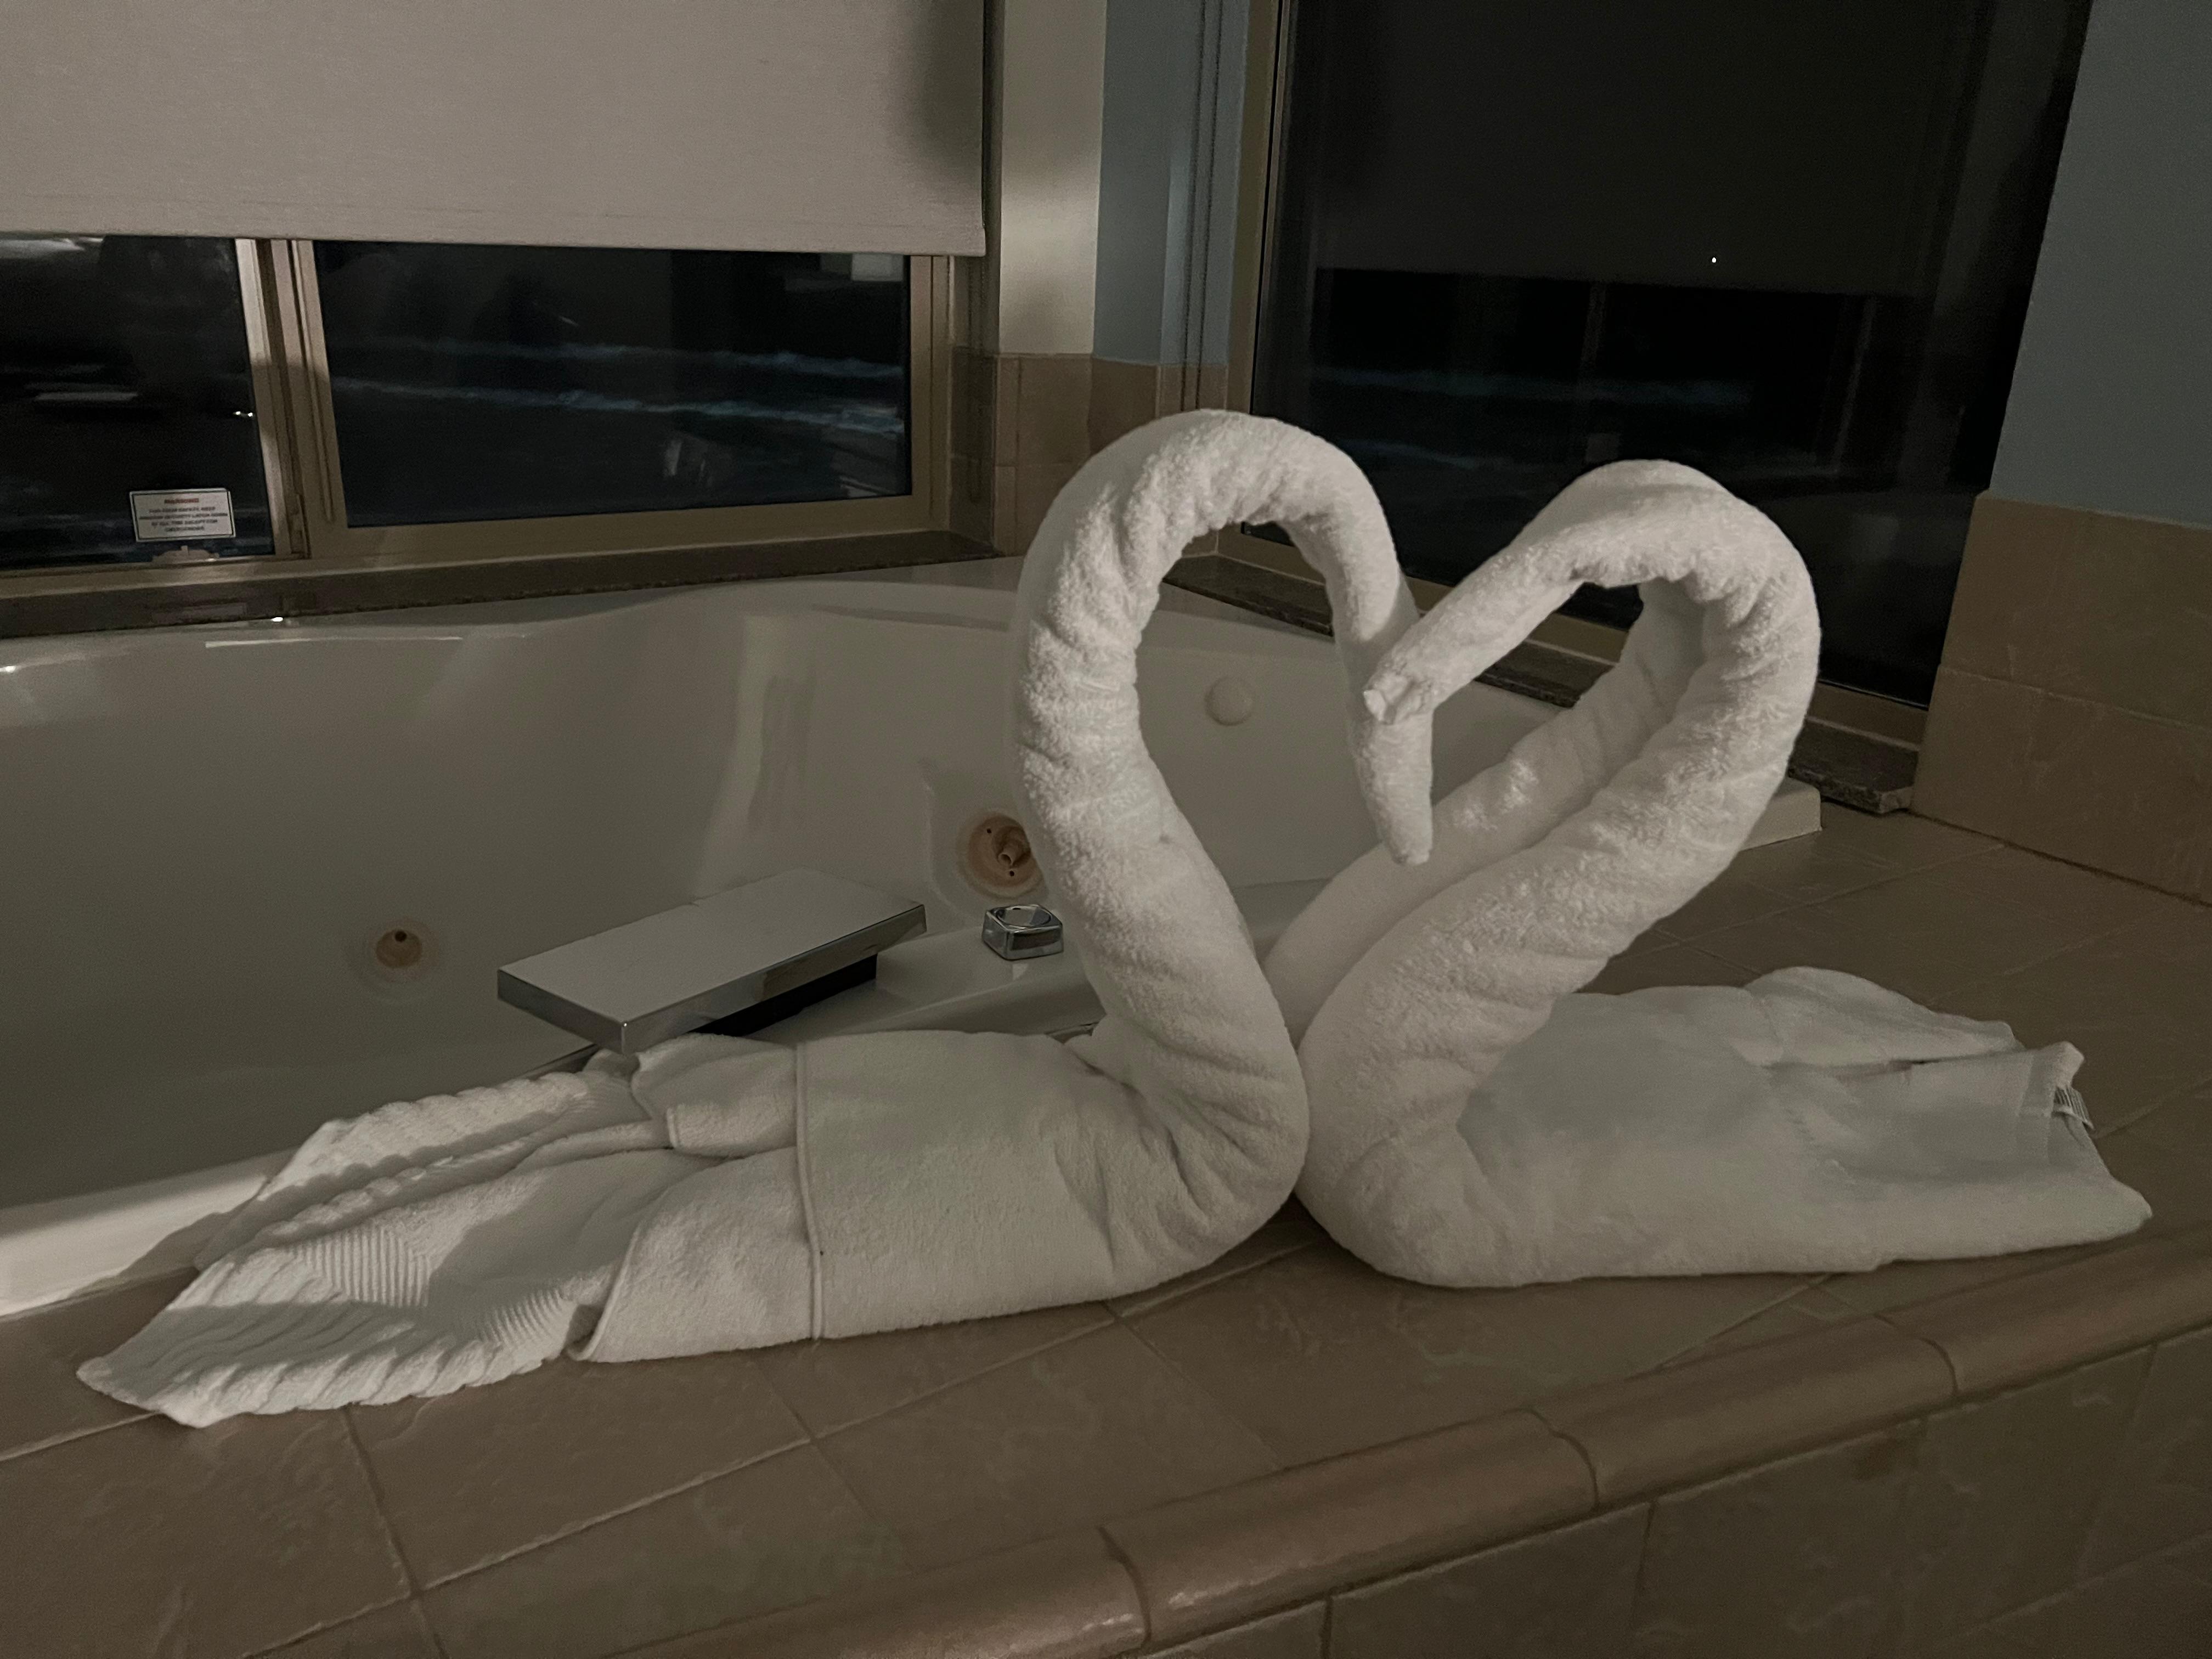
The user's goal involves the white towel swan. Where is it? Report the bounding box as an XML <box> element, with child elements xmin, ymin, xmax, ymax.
<box><xmin>1268</xmin><ymin>458</ymin><xmax>2148</xmax><ymax>1286</ymax></box>
<box><xmin>82</xmin><ymin>410</ymin><xmax>1421</xmax><ymax>1424</ymax></box>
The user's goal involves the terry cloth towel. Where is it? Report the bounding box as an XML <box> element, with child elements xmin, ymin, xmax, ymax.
<box><xmin>1268</xmin><ymin>459</ymin><xmax>2148</xmax><ymax>1287</ymax></box>
<box><xmin>82</xmin><ymin>409</ymin><xmax>1421</xmax><ymax>1425</ymax></box>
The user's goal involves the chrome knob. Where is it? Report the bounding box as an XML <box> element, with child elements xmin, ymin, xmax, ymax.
<box><xmin>982</xmin><ymin>902</ymin><xmax>1063</xmax><ymax>961</ymax></box>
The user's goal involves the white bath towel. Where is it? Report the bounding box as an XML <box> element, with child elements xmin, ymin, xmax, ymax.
<box><xmin>84</xmin><ymin>410</ymin><xmax>1421</xmax><ymax>1424</ymax></box>
<box><xmin>1268</xmin><ymin>459</ymin><xmax>2148</xmax><ymax>1286</ymax></box>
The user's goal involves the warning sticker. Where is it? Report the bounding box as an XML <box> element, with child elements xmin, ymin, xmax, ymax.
<box><xmin>130</xmin><ymin>488</ymin><xmax>236</xmax><ymax>542</ymax></box>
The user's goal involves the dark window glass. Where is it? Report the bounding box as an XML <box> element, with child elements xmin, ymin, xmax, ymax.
<box><xmin>0</xmin><ymin>235</ymin><xmax>273</xmax><ymax>569</ymax></box>
<box><xmin>314</xmin><ymin>245</ymin><xmax>912</xmax><ymax>526</ymax></box>
<box><xmin>1254</xmin><ymin>1</ymin><xmax>2091</xmax><ymax>704</ymax></box>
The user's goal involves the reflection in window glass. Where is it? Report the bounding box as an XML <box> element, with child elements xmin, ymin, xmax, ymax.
<box><xmin>314</xmin><ymin>245</ymin><xmax>912</xmax><ymax>526</ymax></box>
<box><xmin>1254</xmin><ymin>1</ymin><xmax>2092</xmax><ymax>704</ymax></box>
<box><xmin>0</xmin><ymin>235</ymin><xmax>273</xmax><ymax>569</ymax></box>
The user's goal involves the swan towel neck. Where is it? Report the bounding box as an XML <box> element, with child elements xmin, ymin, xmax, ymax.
<box><xmin>1271</xmin><ymin>459</ymin><xmax>2147</xmax><ymax>1286</ymax></box>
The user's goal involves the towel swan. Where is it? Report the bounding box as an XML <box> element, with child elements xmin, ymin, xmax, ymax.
<box><xmin>1267</xmin><ymin>456</ymin><xmax>2148</xmax><ymax>1286</ymax></box>
<box><xmin>83</xmin><ymin>410</ymin><xmax>1422</xmax><ymax>1424</ymax></box>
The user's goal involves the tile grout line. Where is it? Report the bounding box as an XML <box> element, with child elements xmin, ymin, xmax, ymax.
<box><xmin>409</xmin><ymin>1599</ymin><xmax>453</xmax><ymax>1659</ymax></box>
<box><xmin>1545</xmin><ymin>1408</ymin><xmax>1606</xmax><ymax>1522</ymax></box>
<box><xmin>0</xmin><ymin>1409</ymin><xmax>150</xmax><ymax>1469</ymax></box>
<box><xmin>790</xmin><ymin>1431</ymin><xmax>922</xmax><ymax>1602</ymax></box>
<box><xmin>1620</xmin><ymin>1496</ymin><xmax>1665</xmax><ymax>1646</ymax></box>
<box><xmin>784</xmin><ymin>1237</ymin><xmax>1317</xmax><ymax>1452</ymax></box>
<box><xmin>1106</xmin><ymin>1301</ymin><xmax>1289</xmax><ymax>1477</ymax></box>
<box><xmin>577</xmin><ymin>1449</ymin><xmax>917</xmax><ymax>1659</ymax></box>
<box><xmin>2067</xmin><ymin>1340</ymin><xmax>2159</xmax><ymax>1589</ymax></box>
<box><xmin>1706</xmin><ymin>839</ymin><xmax>2004</xmax><ymax>929</ymax></box>
<box><xmin>234</xmin><ymin>1594</ymin><xmax>423</xmax><ymax>1659</ymax></box>
<box><xmin>1641</xmin><ymin>1278</ymin><xmax>1824</xmax><ymax>1370</ymax></box>
<box><xmin>1948</xmin><ymin>1520</ymin><xmax>2212</xmax><ymax>1645</ymax></box>
<box><xmin>1683</xmin><ymin>868</ymin><xmax>2181</xmax><ymax>1002</ymax></box>
<box><xmin>1531</xmin><ymin>1320</ymin><xmax>1966</xmax><ymax>1519</ymax></box>
<box><xmin>781</xmin><ymin>1311</ymin><xmax>1120</xmax><ymax>1446</ymax></box>
<box><xmin>340</xmin><ymin>1409</ymin><xmax>434</xmax><ymax>1601</ymax></box>
<box><xmin>2004</xmin><ymin>909</ymin><xmax>2212</xmax><ymax>983</ymax></box>
<box><xmin>414</xmin><ymin>1432</ymin><xmax>814</xmax><ymax>1593</ymax></box>
<box><xmin>1931</xmin><ymin>904</ymin><xmax>2212</xmax><ymax>1019</ymax></box>
<box><xmin>1108</xmin><ymin>1239</ymin><xmax>1315</xmax><ymax>1321</ymax></box>
<box><xmin>1651</xmin><ymin>836</ymin><xmax>2005</xmax><ymax>952</ymax></box>
<box><xmin>1945</xmin><ymin>665</ymin><xmax>2212</xmax><ymax>738</ymax></box>
<box><xmin>334</xmin><ymin>1408</ymin><xmax>454</xmax><ymax>1659</ymax></box>
<box><xmin>1867</xmin><ymin>1420</ymin><xmax>1935</xmax><ymax>1652</ymax></box>
<box><xmin>723</xmin><ymin>1242</ymin><xmax>1331</xmax><ymax>1600</ymax></box>
<box><xmin>1093</xmin><ymin>1522</ymin><xmax>1159</xmax><ymax>1651</ymax></box>
<box><xmin>1969</xmin><ymin>828</ymin><xmax>2212</xmax><ymax>910</ymax></box>
<box><xmin>2091</xmin><ymin>1064</ymin><xmax>2212</xmax><ymax>1142</ymax></box>
<box><xmin>1875</xmin><ymin>1321</ymin><xmax>1968</xmax><ymax>1400</ymax></box>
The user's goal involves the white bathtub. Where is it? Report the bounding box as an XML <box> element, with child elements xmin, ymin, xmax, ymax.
<box><xmin>0</xmin><ymin>560</ymin><xmax>1812</xmax><ymax>1313</ymax></box>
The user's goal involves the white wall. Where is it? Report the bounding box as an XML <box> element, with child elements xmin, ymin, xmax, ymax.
<box><xmin>991</xmin><ymin>1</ymin><xmax>1109</xmax><ymax>356</ymax></box>
<box><xmin>1991</xmin><ymin>0</ymin><xmax>2212</xmax><ymax>527</ymax></box>
<box><xmin>1091</xmin><ymin>0</ymin><xmax>1246</xmax><ymax>366</ymax></box>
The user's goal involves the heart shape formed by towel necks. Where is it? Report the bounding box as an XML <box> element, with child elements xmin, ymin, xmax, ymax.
<box><xmin>1267</xmin><ymin>459</ymin><xmax>1819</xmax><ymax>1051</ymax></box>
<box><xmin>1359</xmin><ymin>459</ymin><xmax>1804</xmax><ymax>866</ymax></box>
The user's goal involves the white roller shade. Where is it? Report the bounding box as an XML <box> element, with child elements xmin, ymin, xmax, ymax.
<box><xmin>0</xmin><ymin>0</ymin><xmax>985</xmax><ymax>253</ymax></box>
<box><xmin>1306</xmin><ymin>0</ymin><xmax>1975</xmax><ymax>297</ymax></box>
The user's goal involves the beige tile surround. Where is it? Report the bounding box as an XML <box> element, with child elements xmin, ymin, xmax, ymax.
<box><xmin>950</xmin><ymin>350</ymin><xmax>1231</xmax><ymax>555</ymax></box>
<box><xmin>657</xmin><ymin>1242</ymin><xmax>2212</xmax><ymax>1659</ymax></box>
<box><xmin>1918</xmin><ymin>494</ymin><xmax>2212</xmax><ymax>903</ymax></box>
<box><xmin>3</xmin><ymin>807</ymin><xmax>2210</xmax><ymax>1657</ymax></box>
<box><xmin>692</xmin><ymin>1246</ymin><xmax>2212</xmax><ymax>1659</ymax></box>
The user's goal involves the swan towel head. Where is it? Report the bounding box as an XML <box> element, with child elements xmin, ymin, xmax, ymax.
<box><xmin>1018</xmin><ymin>409</ymin><xmax>1434</xmax><ymax>865</ymax></box>
<box><xmin>1357</xmin><ymin>460</ymin><xmax>1808</xmax><ymax>861</ymax></box>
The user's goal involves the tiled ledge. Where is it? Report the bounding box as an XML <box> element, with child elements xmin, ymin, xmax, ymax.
<box><xmin>1166</xmin><ymin>553</ymin><xmax>1922</xmax><ymax>815</ymax></box>
<box><xmin>631</xmin><ymin>1224</ymin><xmax>2212</xmax><ymax>1657</ymax></box>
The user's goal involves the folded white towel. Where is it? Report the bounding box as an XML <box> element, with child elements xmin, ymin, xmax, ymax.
<box><xmin>1269</xmin><ymin>459</ymin><xmax>2147</xmax><ymax>1286</ymax></box>
<box><xmin>84</xmin><ymin>409</ymin><xmax>1419</xmax><ymax>1424</ymax></box>
<box><xmin>1434</xmin><ymin>972</ymin><xmax>2138</xmax><ymax>1282</ymax></box>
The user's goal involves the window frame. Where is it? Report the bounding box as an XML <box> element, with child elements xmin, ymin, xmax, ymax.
<box><xmin>1217</xmin><ymin>0</ymin><xmax>1313</xmax><ymax>575</ymax></box>
<box><xmin>2</xmin><ymin>239</ymin><xmax>954</xmax><ymax>591</ymax></box>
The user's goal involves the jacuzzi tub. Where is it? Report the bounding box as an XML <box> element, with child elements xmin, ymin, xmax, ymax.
<box><xmin>0</xmin><ymin>558</ymin><xmax>1795</xmax><ymax>1313</ymax></box>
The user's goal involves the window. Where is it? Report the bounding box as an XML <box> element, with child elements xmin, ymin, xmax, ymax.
<box><xmin>1251</xmin><ymin>0</ymin><xmax>2092</xmax><ymax>704</ymax></box>
<box><xmin>0</xmin><ymin>235</ymin><xmax>277</xmax><ymax>568</ymax></box>
<box><xmin>313</xmin><ymin>245</ymin><xmax>913</xmax><ymax>527</ymax></box>
<box><xmin>0</xmin><ymin>239</ymin><xmax>943</xmax><ymax>575</ymax></box>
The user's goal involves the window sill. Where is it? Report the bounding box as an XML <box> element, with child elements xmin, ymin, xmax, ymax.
<box><xmin>0</xmin><ymin>529</ymin><xmax>1000</xmax><ymax>641</ymax></box>
<box><xmin>1167</xmin><ymin>551</ymin><xmax>1922</xmax><ymax>815</ymax></box>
